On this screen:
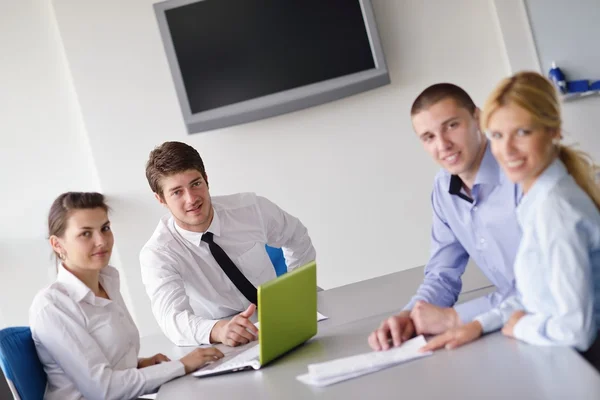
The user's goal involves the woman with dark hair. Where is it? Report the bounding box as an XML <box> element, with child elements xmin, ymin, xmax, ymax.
<box><xmin>30</xmin><ymin>192</ymin><xmax>223</xmax><ymax>400</ymax></box>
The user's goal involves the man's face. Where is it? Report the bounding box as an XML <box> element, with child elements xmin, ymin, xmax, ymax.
<box><xmin>157</xmin><ymin>169</ymin><xmax>213</xmax><ymax>232</ymax></box>
<box><xmin>412</xmin><ymin>98</ymin><xmax>483</xmax><ymax>176</ymax></box>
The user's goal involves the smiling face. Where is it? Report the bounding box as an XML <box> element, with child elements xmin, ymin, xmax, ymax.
<box><xmin>487</xmin><ymin>102</ymin><xmax>559</xmax><ymax>193</ymax></box>
<box><xmin>412</xmin><ymin>97</ymin><xmax>485</xmax><ymax>180</ymax></box>
<box><xmin>50</xmin><ymin>207</ymin><xmax>114</xmax><ymax>272</ymax></box>
<box><xmin>157</xmin><ymin>169</ymin><xmax>214</xmax><ymax>232</ymax></box>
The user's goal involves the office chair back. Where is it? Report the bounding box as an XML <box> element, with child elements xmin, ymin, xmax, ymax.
<box><xmin>265</xmin><ymin>245</ymin><xmax>287</xmax><ymax>277</ymax></box>
<box><xmin>0</xmin><ymin>327</ymin><xmax>47</xmax><ymax>400</ymax></box>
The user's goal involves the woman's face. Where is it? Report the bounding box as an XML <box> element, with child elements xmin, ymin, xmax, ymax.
<box><xmin>487</xmin><ymin>102</ymin><xmax>559</xmax><ymax>193</ymax></box>
<box><xmin>51</xmin><ymin>208</ymin><xmax>114</xmax><ymax>272</ymax></box>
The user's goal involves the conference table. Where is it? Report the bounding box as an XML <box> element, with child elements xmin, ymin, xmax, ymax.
<box><xmin>140</xmin><ymin>266</ymin><xmax>600</xmax><ymax>399</ymax></box>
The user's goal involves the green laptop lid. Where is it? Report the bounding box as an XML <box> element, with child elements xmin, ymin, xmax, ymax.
<box><xmin>257</xmin><ymin>261</ymin><xmax>317</xmax><ymax>365</ymax></box>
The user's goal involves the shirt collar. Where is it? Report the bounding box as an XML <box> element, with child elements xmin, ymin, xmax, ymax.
<box><xmin>448</xmin><ymin>175</ymin><xmax>474</xmax><ymax>203</ymax></box>
<box><xmin>473</xmin><ymin>141</ymin><xmax>501</xmax><ymax>187</ymax></box>
<box><xmin>516</xmin><ymin>158</ymin><xmax>567</xmax><ymax>227</ymax></box>
<box><xmin>448</xmin><ymin>141</ymin><xmax>499</xmax><ymax>200</ymax></box>
<box><xmin>56</xmin><ymin>264</ymin><xmax>113</xmax><ymax>306</ymax></box>
<box><xmin>173</xmin><ymin>208</ymin><xmax>221</xmax><ymax>246</ymax></box>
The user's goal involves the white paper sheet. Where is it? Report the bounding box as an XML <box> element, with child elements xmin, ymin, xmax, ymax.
<box><xmin>297</xmin><ymin>335</ymin><xmax>432</xmax><ymax>387</ymax></box>
<box><xmin>138</xmin><ymin>393</ymin><xmax>157</xmax><ymax>399</ymax></box>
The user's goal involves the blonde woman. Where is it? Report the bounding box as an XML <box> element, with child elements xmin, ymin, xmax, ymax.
<box><xmin>30</xmin><ymin>192</ymin><xmax>224</xmax><ymax>400</ymax></box>
<box><xmin>421</xmin><ymin>72</ymin><xmax>600</xmax><ymax>371</ymax></box>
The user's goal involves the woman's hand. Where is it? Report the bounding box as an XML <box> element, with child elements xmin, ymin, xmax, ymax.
<box><xmin>179</xmin><ymin>347</ymin><xmax>225</xmax><ymax>374</ymax></box>
<box><xmin>502</xmin><ymin>311</ymin><xmax>526</xmax><ymax>338</ymax></box>
<box><xmin>138</xmin><ymin>353</ymin><xmax>171</xmax><ymax>369</ymax></box>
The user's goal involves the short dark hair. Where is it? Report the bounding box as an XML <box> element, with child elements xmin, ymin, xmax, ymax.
<box><xmin>411</xmin><ymin>83</ymin><xmax>476</xmax><ymax>116</ymax></box>
<box><xmin>48</xmin><ymin>192</ymin><xmax>109</xmax><ymax>260</ymax></box>
<box><xmin>145</xmin><ymin>141</ymin><xmax>208</xmax><ymax>198</ymax></box>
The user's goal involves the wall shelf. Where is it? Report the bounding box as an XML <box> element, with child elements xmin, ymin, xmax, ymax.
<box><xmin>562</xmin><ymin>90</ymin><xmax>600</xmax><ymax>102</ymax></box>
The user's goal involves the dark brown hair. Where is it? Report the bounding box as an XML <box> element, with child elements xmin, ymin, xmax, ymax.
<box><xmin>411</xmin><ymin>83</ymin><xmax>477</xmax><ymax>116</ymax></box>
<box><xmin>145</xmin><ymin>141</ymin><xmax>208</xmax><ymax>199</ymax></box>
<box><xmin>48</xmin><ymin>192</ymin><xmax>109</xmax><ymax>260</ymax></box>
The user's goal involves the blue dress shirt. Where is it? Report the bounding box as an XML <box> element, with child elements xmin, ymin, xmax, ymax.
<box><xmin>405</xmin><ymin>142</ymin><xmax>522</xmax><ymax>322</ymax></box>
<box><xmin>475</xmin><ymin>159</ymin><xmax>600</xmax><ymax>351</ymax></box>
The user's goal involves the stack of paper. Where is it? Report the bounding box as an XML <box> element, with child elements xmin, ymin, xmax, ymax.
<box><xmin>297</xmin><ymin>335</ymin><xmax>432</xmax><ymax>387</ymax></box>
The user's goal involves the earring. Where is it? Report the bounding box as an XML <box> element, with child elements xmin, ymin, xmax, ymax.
<box><xmin>59</xmin><ymin>253</ymin><xmax>66</xmax><ymax>260</ymax></box>
<box><xmin>552</xmin><ymin>138</ymin><xmax>560</xmax><ymax>145</ymax></box>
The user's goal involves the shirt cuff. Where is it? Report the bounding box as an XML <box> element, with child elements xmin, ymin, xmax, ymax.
<box><xmin>403</xmin><ymin>295</ymin><xmax>430</xmax><ymax>312</ymax></box>
<box><xmin>196</xmin><ymin>319</ymin><xmax>220</xmax><ymax>345</ymax></box>
<box><xmin>512</xmin><ymin>315</ymin><xmax>532</xmax><ymax>341</ymax></box>
<box><xmin>474</xmin><ymin>309</ymin><xmax>504</xmax><ymax>334</ymax></box>
<box><xmin>403</xmin><ymin>299</ymin><xmax>417</xmax><ymax>312</ymax></box>
<box><xmin>454</xmin><ymin>296</ymin><xmax>493</xmax><ymax>323</ymax></box>
<box><xmin>512</xmin><ymin>314</ymin><xmax>561</xmax><ymax>348</ymax></box>
<box><xmin>140</xmin><ymin>360</ymin><xmax>186</xmax><ymax>393</ymax></box>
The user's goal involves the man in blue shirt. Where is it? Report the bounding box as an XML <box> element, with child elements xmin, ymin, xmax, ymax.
<box><xmin>369</xmin><ymin>83</ymin><xmax>522</xmax><ymax>350</ymax></box>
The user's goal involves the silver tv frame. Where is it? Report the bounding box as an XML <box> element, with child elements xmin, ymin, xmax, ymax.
<box><xmin>154</xmin><ymin>0</ymin><xmax>390</xmax><ymax>134</ymax></box>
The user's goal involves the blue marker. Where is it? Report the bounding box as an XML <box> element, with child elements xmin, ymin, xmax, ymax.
<box><xmin>548</xmin><ymin>61</ymin><xmax>567</xmax><ymax>94</ymax></box>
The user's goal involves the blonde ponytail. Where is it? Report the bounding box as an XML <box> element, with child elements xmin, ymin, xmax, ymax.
<box><xmin>558</xmin><ymin>146</ymin><xmax>600</xmax><ymax>211</ymax></box>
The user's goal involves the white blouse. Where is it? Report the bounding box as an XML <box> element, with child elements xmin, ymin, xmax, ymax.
<box><xmin>30</xmin><ymin>265</ymin><xmax>185</xmax><ymax>400</ymax></box>
<box><xmin>475</xmin><ymin>159</ymin><xmax>600</xmax><ymax>350</ymax></box>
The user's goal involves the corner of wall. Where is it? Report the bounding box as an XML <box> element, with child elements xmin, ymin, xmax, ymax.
<box><xmin>491</xmin><ymin>0</ymin><xmax>541</xmax><ymax>74</ymax></box>
<box><xmin>48</xmin><ymin>0</ymin><xmax>139</xmax><ymax>323</ymax></box>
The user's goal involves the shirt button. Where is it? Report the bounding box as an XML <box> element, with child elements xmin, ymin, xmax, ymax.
<box><xmin>473</xmin><ymin>206</ymin><xmax>478</xmax><ymax>211</ymax></box>
<box><xmin>480</xmin><ymin>238</ymin><xmax>486</xmax><ymax>244</ymax></box>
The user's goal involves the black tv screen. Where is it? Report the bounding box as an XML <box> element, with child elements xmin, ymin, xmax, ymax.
<box><xmin>155</xmin><ymin>0</ymin><xmax>389</xmax><ymax>133</ymax></box>
<box><xmin>166</xmin><ymin>0</ymin><xmax>376</xmax><ymax>113</ymax></box>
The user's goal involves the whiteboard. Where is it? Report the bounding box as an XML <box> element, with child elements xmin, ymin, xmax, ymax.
<box><xmin>525</xmin><ymin>0</ymin><xmax>600</xmax><ymax>80</ymax></box>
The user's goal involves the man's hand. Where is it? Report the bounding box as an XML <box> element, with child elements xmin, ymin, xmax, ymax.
<box><xmin>138</xmin><ymin>353</ymin><xmax>171</xmax><ymax>369</ymax></box>
<box><xmin>210</xmin><ymin>304</ymin><xmax>259</xmax><ymax>347</ymax></box>
<box><xmin>368</xmin><ymin>311</ymin><xmax>415</xmax><ymax>351</ymax></box>
<box><xmin>502</xmin><ymin>310</ymin><xmax>526</xmax><ymax>338</ymax></box>
<box><xmin>420</xmin><ymin>321</ymin><xmax>483</xmax><ymax>352</ymax></box>
<box><xmin>410</xmin><ymin>300</ymin><xmax>461</xmax><ymax>335</ymax></box>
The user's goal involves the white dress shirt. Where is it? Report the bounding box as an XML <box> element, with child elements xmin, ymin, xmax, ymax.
<box><xmin>140</xmin><ymin>192</ymin><xmax>316</xmax><ymax>346</ymax></box>
<box><xmin>475</xmin><ymin>159</ymin><xmax>600</xmax><ymax>351</ymax></box>
<box><xmin>29</xmin><ymin>265</ymin><xmax>185</xmax><ymax>400</ymax></box>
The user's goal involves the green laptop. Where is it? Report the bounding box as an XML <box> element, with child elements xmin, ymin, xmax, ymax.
<box><xmin>193</xmin><ymin>261</ymin><xmax>317</xmax><ymax>377</ymax></box>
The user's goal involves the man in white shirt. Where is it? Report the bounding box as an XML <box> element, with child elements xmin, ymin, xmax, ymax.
<box><xmin>140</xmin><ymin>141</ymin><xmax>316</xmax><ymax>347</ymax></box>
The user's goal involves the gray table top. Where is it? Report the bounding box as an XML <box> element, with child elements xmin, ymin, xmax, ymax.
<box><xmin>315</xmin><ymin>265</ymin><xmax>494</xmax><ymax>331</ymax></box>
<box><xmin>155</xmin><ymin>310</ymin><xmax>600</xmax><ymax>399</ymax></box>
<box><xmin>144</xmin><ymin>268</ymin><xmax>600</xmax><ymax>399</ymax></box>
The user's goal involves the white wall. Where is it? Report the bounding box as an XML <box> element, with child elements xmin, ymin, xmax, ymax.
<box><xmin>5</xmin><ymin>1</ymin><xmax>596</xmax><ymax>339</ymax></box>
<box><xmin>46</xmin><ymin>0</ymin><xmax>508</xmax><ymax>336</ymax></box>
<box><xmin>0</xmin><ymin>1</ymin><xmax>101</xmax><ymax>328</ymax></box>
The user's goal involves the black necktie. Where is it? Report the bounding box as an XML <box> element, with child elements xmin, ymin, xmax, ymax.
<box><xmin>201</xmin><ymin>232</ymin><xmax>258</xmax><ymax>305</ymax></box>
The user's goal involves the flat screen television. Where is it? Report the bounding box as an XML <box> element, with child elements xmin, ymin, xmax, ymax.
<box><xmin>154</xmin><ymin>0</ymin><xmax>390</xmax><ymax>134</ymax></box>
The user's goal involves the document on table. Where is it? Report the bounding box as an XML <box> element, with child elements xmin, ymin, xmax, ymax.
<box><xmin>297</xmin><ymin>335</ymin><xmax>432</xmax><ymax>387</ymax></box>
<box><xmin>254</xmin><ymin>311</ymin><xmax>328</xmax><ymax>329</ymax></box>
